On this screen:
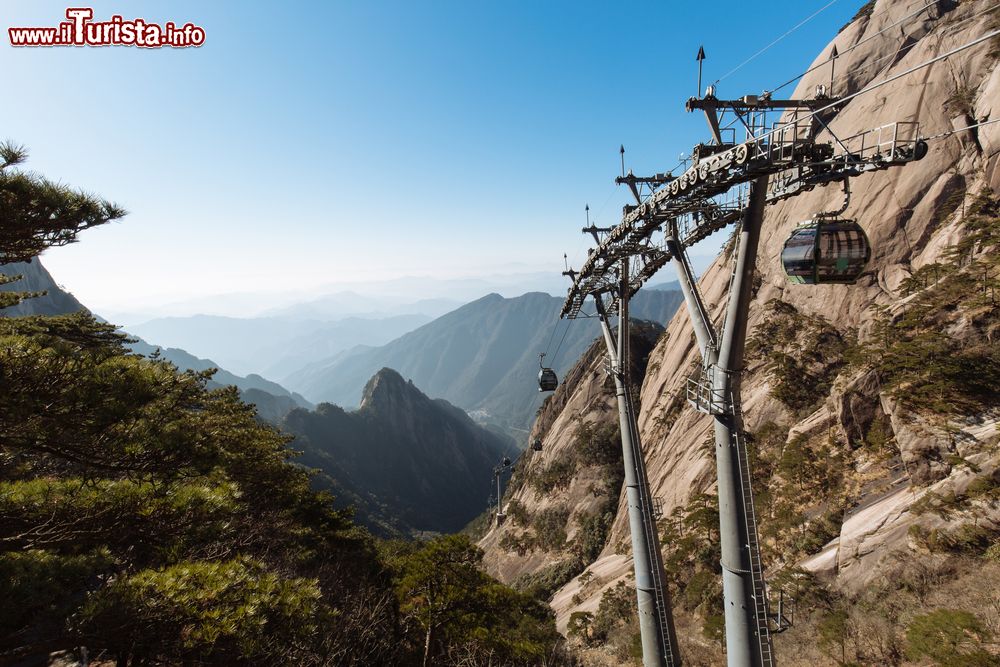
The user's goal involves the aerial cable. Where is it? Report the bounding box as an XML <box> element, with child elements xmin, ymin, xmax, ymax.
<box><xmin>818</xmin><ymin>2</ymin><xmax>1000</xmax><ymax>94</ymax></box>
<box><xmin>549</xmin><ymin>315</ymin><xmax>574</xmax><ymax>364</ymax></box>
<box><xmin>924</xmin><ymin>117</ymin><xmax>1000</xmax><ymax>141</ymax></box>
<box><xmin>594</xmin><ymin>184</ymin><xmax>619</xmax><ymax>223</ymax></box>
<box><xmin>769</xmin><ymin>0</ymin><xmax>940</xmax><ymax>95</ymax></box>
<box><xmin>543</xmin><ymin>315</ymin><xmax>564</xmax><ymax>358</ymax></box>
<box><xmin>761</xmin><ymin>27</ymin><xmax>1000</xmax><ymax>146</ymax></box>
<box><xmin>713</xmin><ymin>0</ymin><xmax>840</xmax><ymax>86</ymax></box>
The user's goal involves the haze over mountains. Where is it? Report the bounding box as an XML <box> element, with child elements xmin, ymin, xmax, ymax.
<box><xmin>287</xmin><ymin>289</ymin><xmax>683</xmax><ymax>433</ymax></box>
<box><xmin>118</xmin><ymin>271</ymin><xmax>636</xmax><ymax>382</ymax></box>
<box><xmin>0</xmin><ymin>259</ymin><xmax>312</xmax><ymax>422</ymax></box>
<box><xmin>99</xmin><ymin>269</ymin><xmax>583</xmax><ymax>324</ymax></box>
<box><xmin>126</xmin><ymin>312</ymin><xmax>435</xmax><ymax>379</ymax></box>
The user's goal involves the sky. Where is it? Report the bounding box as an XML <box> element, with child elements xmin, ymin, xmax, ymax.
<box><xmin>2</xmin><ymin>0</ymin><xmax>864</xmax><ymax>316</ymax></box>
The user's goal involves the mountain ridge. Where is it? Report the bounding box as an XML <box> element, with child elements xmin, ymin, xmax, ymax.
<box><xmin>286</xmin><ymin>289</ymin><xmax>683</xmax><ymax>432</ymax></box>
<box><xmin>283</xmin><ymin>367</ymin><xmax>516</xmax><ymax>535</ymax></box>
<box><xmin>0</xmin><ymin>258</ymin><xmax>312</xmax><ymax>422</ymax></box>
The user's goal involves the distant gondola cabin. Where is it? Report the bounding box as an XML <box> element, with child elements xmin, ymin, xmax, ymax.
<box><xmin>538</xmin><ymin>367</ymin><xmax>558</xmax><ymax>392</ymax></box>
<box><xmin>781</xmin><ymin>218</ymin><xmax>871</xmax><ymax>285</ymax></box>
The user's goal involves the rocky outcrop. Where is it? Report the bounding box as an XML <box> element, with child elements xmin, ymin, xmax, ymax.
<box><xmin>286</xmin><ymin>368</ymin><xmax>514</xmax><ymax>535</ymax></box>
<box><xmin>0</xmin><ymin>258</ymin><xmax>87</xmax><ymax>316</ymax></box>
<box><xmin>478</xmin><ymin>323</ymin><xmax>662</xmax><ymax>608</ymax></box>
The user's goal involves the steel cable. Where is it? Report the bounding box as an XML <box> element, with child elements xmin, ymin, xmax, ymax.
<box><xmin>924</xmin><ymin>117</ymin><xmax>1000</xmax><ymax>140</ymax></box>
<box><xmin>713</xmin><ymin>0</ymin><xmax>841</xmax><ymax>86</ymax></box>
<box><xmin>769</xmin><ymin>0</ymin><xmax>941</xmax><ymax>95</ymax></box>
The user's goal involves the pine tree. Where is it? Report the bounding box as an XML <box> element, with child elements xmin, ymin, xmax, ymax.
<box><xmin>0</xmin><ymin>141</ymin><xmax>125</xmax><ymax>309</ymax></box>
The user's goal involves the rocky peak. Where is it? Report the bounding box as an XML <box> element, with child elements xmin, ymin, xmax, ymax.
<box><xmin>359</xmin><ymin>367</ymin><xmax>424</xmax><ymax>413</ymax></box>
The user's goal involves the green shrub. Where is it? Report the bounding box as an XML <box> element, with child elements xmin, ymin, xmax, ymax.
<box><xmin>592</xmin><ymin>581</ymin><xmax>634</xmax><ymax>641</ymax></box>
<box><xmin>906</xmin><ymin>609</ymin><xmax>994</xmax><ymax>667</ymax></box>
<box><xmin>567</xmin><ymin>611</ymin><xmax>594</xmax><ymax>643</ymax></box>
<box><xmin>531</xmin><ymin>507</ymin><xmax>570</xmax><ymax>551</ymax></box>
<box><xmin>512</xmin><ymin>558</ymin><xmax>582</xmax><ymax>600</ymax></box>
<box><xmin>529</xmin><ymin>457</ymin><xmax>577</xmax><ymax>494</ymax></box>
<box><xmin>573</xmin><ymin>509</ymin><xmax>615</xmax><ymax>563</ymax></box>
<box><xmin>746</xmin><ymin>301</ymin><xmax>852</xmax><ymax>414</ymax></box>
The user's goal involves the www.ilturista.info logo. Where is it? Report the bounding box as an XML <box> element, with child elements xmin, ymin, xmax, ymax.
<box><xmin>9</xmin><ymin>8</ymin><xmax>205</xmax><ymax>48</ymax></box>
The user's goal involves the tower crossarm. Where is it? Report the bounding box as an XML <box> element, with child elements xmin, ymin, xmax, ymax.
<box><xmin>561</xmin><ymin>118</ymin><xmax>926</xmax><ymax>319</ymax></box>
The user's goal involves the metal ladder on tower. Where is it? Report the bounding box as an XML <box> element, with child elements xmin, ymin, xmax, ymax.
<box><xmin>623</xmin><ymin>384</ymin><xmax>680</xmax><ymax>667</ymax></box>
<box><xmin>731</xmin><ymin>401</ymin><xmax>775</xmax><ymax>667</ymax></box>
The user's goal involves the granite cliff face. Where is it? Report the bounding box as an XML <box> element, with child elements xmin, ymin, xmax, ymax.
<box><xmin>0</xmin><ymin>258</ymin><xmax>87</xmax><ymax>316</ymax></box>
<box><xmin>481</xmin><ymin>1</ymin><xmax>1000</xmax><ymax>662</ymax></box>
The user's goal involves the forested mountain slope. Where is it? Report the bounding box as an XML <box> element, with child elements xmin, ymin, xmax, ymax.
<box><xmin>284</xmin><ymin>368</ymin><xmax>515</xmax><ymax>535</ymax></box>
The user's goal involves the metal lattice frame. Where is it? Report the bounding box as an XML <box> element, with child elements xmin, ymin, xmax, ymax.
<box><xmin>560</xmin><ymin>92</ymin><xmax>927</xmax><ymax>667</ymax></box>
<box><xmin>561</xmin><ymin>96</ymin><xmax>925</xmax><ymax>319</ymax></box>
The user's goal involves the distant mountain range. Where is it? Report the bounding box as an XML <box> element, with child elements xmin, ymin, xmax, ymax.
<box><xmin>4</xmin><ymin>260</ymin><xmax>520</xmax><ymax>536</ymax></box>
<box><xmin>284</xmin><ymin>289</ymin><xmax>683</xmax><ymax>433</ymax></box>
<box><xmin>0</xmin><ymin>259</ymin><xmax>311</xmax><ymax>422</ymax></box>
<box><xmin>125</xmin><ymin>312</ymin><xmax>434</xmax><ymax>379</ymax></box>
<box><xmin>127</xmin><ymin>338</ymin><xmax>314</xmax><ymax>422</ymax></box>
<box><xmin>283</xmin><ymin>367</ymin><xmax>514</xmax><ymax>535</ymax></box>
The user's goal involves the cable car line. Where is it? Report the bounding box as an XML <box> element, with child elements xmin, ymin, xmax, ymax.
<box><xmin>768</xmin><ymin>0</ymin><xmax>941</xmax><ymax>96</ymax></box>
<box><xmin>814</xmin><ymin>2</ymin><xmax>1000</xmax><ymax>98</ymax></box>
<box><xmin>542</xmin><ymin>316</ymin><xmax>562</xmax><ymax>361</ymax></box>
<box><xmin>924</xmin><ymin>117</ymin><xmax>1000</xmax><ymax>141</ymax></box>
<box><xmin>758</xmin><ymin>27</ymin><xmax>1000</xmax><ymax>154</ymax></box>
<box><xmin>713</xmin><ymin>0</ymin><xmax>840</xmax><ymax>87</ymax></box>
<box><xmin>551</xmin><ymin>318</ymin><xmax>572</xmax><ymax>360</ymax></box>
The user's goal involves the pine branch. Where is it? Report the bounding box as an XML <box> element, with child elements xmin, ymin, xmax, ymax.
<box><xmin>0</xmin><ymin>147</ymin><xmax>127</xmax><ymax>262</ymax></box>
<box><xmin>0</xmin><ymin>140</ymin><xmax>27</xmax><ymax>169</ymax></box>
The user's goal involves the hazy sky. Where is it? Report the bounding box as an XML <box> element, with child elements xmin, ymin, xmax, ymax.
<box><xmin>4</xmin><ymin>1</ymin><xmax>861</xmax><ymax>314</ymax></box>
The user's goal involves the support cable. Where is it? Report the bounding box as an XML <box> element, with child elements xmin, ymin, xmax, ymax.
<box><xmin>542</xmin><ymin>317</ymin><xmax>563</xmax><ymax>360</ymax></box>
<box><xmin>924</xmin><ymin>117</ymin><xmax>1000</xmax><ymax>140</ymax></box>
<box><xmin>549</xmin><ymin>317</ymin><xmax>573</xmax><ymax>364</ymax></box>
<box><xmin>713</xmin><ymin>0</ymin><xmax>840</xmax><ymax>86</ymax></box>
<box><xmin>769</xmin><ymin>0</ymin><xmax>941</xmax><ymax>95</ymax></box>
<box><xmin>761</xmin><ymin>28</ymin><xmax>1000</xmax><ymax>145</ymax></box>
<box><xmin>816</xmin><ymin>2</ymin><xmax>1000</xmax><ymax>96</ymax></box>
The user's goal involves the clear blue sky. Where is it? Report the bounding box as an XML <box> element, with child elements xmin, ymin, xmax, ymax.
<box><xmin>3</xmin><ymin>1</ymin><xmax>862</xmax><ymax>313</ymax></box>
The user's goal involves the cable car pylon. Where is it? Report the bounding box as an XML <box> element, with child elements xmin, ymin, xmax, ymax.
<box><xmin>558</xmin><ymin>75</ymin><xmax>928</xmax><ymax>665</ymax></box>
<box><xmin>594</xmin><ymin>259</ymin><xmax>680</xmax><ymax>667</ymax></box>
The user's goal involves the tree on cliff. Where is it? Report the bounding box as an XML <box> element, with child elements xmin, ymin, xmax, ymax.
<box><xmin>0</xmin><ymin>143</ymin><xmax>403</xmax><ymax>664</ymax></box>
<box><xmin>389</xmin><ymin>534</ymin><xmax>561</xmax><ymax>666</ymax></box>
<box><xmin>0</xmin><ymin>141</ymin><xmax>125</xmax><ymax>309</ymax></box>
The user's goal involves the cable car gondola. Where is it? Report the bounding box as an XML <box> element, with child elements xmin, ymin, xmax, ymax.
<box><xmin>781</xmin><ymin>217</ymin><xmax>871</xmax><ymax>285</ymax></box>
<box><xmin>537</xmin><ymin>353</ymin><xmax>558</xmax><ymax>392</ymax></box>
